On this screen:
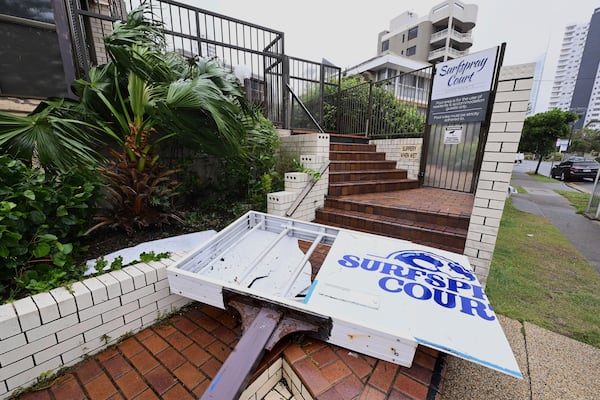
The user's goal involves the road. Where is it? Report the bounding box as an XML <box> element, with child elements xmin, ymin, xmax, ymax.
<box><xmin>510</xmin><ymin>162</ymin><xmax>600</xmax><ymax>273</ymax></box>
<box><xmin>513</xmin><ymin>160</ymin><xmax>598</xmax><ymax>193</ymax></box>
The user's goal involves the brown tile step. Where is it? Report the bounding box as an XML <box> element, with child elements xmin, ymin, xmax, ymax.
<box><xmin>325</xmin><ymin>197</ymin><xmax>471</xmax><ymax>230</ymax></box>
<box><xmin>329</xmin><ymin>179</ymin><xmax>419</xmax><ymax>196</ymax></box>
<box><xmin>330</xmin><ymin>169</ymin><xmax>409</xmax><ymax>183</ymax></box>
<box><xmin>315</xmin><ymin>208</ymin><xmax>467</xmax><ymax>254</ymax></box>
<box><xmin>329</xmin><ymin>151</ymin><xmax>387</xmax><ymax>161</ymax></box>
<box><xmin>330</xmin><ymin>160</ymin><xmax>398</xmax><ymax>172</ymax></box>
<box><xmin>330</xmin><ymin>142</ymin><xmax>376</xmax><ymax>152</ymax></box>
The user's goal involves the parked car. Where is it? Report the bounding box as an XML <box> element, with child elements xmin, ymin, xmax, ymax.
<box><xmin>550</xmin><ymin>159</ymin><xmax>600</xmax><ymax>181</ymax></box>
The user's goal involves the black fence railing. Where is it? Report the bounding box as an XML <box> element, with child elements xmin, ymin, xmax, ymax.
<box><xmin>69</xmin><ymin>1</ymin><xmax>430</xmax><ymax>137</ymax></box>
<box><xmin>69</xmin><ymin>0</ymin><xmax>344</xmax><ymax>130</ymax></box>
<box><xmin>288</xmin><ymin>57</ymin><xmax>341</xmax><ymax>131</ymax></box>
<box><xmin>324</xmin><ymin>66</ymin><xmax>433</xmax><ymax>138</ymax></box>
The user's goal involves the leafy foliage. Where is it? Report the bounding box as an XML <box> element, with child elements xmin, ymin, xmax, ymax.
<box><xmin>0</xmin><ymin>156</ymin><xmax>98</xmax><ymax>299</ymax></box>
<box><xmin>319</xmin><ymin>75</ymin><xmax>426</xmax><ymax>136</ymax></box>
<box><xmin>519</xmin><ymin>109</ymin><xmax>579</xmax><ymax>173</ymax></box>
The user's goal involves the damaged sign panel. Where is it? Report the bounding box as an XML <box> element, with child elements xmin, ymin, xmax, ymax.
<box><xmin>167</xmin><ymin>211</ymin><xmax>522</xmax><ymax>379</ymax></box>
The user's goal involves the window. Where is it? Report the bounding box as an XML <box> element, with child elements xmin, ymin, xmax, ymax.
<box><xmin>406</xmin><ymin>46</ymin><xmax>416</xmax><ymax>56</ymax></box>
<box><xmin>381</xmin><ymin>40</ymin><xmax>389</xmax><ymax>52</ymax></box>
<box><xmin>408</xmin><ymin>26</ymin><xmax>418</xmax><ymax>40</ymax></box>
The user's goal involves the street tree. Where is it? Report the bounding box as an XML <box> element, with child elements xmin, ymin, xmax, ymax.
<box><xmin>518</xmin><ymin>109</ymin><xmax>579</xmax><ymax>174</ymax></box>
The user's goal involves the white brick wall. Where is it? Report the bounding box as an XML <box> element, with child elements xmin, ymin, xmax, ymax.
<box><xmin>370</xmin><ymin>137</ymin><xmax>423</xmax><ymax>180</ymax></box>
<box><xmin>464</xmin><ymin>63</ymin><xmax>536</xmax><ymax>285</ymax></box>
<box><xmin>267</xmin><ymin>133</ymin><xmax>330</xmax><ymax>221</ymax></box>
<box><xmin>0</xmin><ymin>256</ymin><xmax>192</xmax><ymax>398</ymax></box>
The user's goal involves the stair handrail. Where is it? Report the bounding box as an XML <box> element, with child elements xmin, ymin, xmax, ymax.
<box><xmin>286</xmin><ymin>161</ymin><xmax>330</xmax><ymax>217</ymax></box>
<box><xmin>286</xmin><ymin>83</ymin><xmax>325</xmax><ymax>134</ymax></box>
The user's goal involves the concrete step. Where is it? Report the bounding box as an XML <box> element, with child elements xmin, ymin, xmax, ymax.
<box><xmin>329</xmin><ymin>160</ymin><xmax>398</xmax><ymax>172</ymax></box>
<box><xmin>324</xmin><ymin>197</ymin><xmax>470</xmax><ymax>230</ymax></box>
<box><xmin>328</xmin><ymin>179</ymin><xmax>419</xmax><ymax>196</ymax></box>
<box><xmin>329</xmin><ymin>169</ymin><xmax>409</xmax><ymax>183</ymax></box>
<box><xmin>329</xmin><ymin>151</ymin><xmax>387</xmax><ymax>161</ymax></box>
<box><xmin>315</xmin><ymin>207</ymin><xmax>467</xmax><ymax>254</ymax></box>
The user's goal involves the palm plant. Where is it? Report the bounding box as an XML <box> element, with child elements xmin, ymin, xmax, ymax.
<box><xmin>1</xmin><ymin>4</ymin><xmax>255</xmax><ymax>234</ymax></box>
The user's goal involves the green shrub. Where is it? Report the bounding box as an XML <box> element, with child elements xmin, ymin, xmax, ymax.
<box><xmin>0</xmin><ymin>156</ymin><xmax>98</xmax><ymax>300</ymax></box>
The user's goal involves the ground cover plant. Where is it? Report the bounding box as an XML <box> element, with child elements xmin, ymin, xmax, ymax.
<box><xmin>0</xmin><ymin>5</ymin><xmax>282</xmax><ymax>302</ymax></box>
<box><xmin>486</xmin><ymin>199</ymin><xmax>600</xmax><ymax>348</ymax></box>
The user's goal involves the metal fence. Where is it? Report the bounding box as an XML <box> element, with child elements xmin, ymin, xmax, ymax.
<box><xmin>68</xmin><ymin>0</ymin><xmax>345</xmax><ymax>130</ymax></box>
<box><xmin>323</xmin><ymin>66</ymin><xmax>432</xmax><ymax>137</ymax></box>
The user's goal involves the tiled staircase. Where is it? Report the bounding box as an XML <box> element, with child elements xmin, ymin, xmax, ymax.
<box><xmin>315</xmin><ymin>140</ymin><xmax>470</xmax><ymax>254</ymax></box>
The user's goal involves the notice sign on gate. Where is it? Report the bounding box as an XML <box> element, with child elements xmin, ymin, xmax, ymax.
<box><xmin>428</xmin><ymin>47</ymin><xmax>499</xmax><ymax>124</ymax></box>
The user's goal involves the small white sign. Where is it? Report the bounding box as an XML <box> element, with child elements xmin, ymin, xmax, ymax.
<box><xmin>444</xmin><ymin>126</ymin><xmax>463</xmax><ymax>144</ymax></box>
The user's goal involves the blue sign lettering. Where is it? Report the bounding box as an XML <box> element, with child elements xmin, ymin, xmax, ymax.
<box><xmin>338</xmin><ymin>250</ymin><xmax>494</xmax><ymax>321</ymax></box>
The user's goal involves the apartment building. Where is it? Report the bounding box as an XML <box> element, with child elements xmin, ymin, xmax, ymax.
<box><xmin>376</xmin><ymin>0</ymin><xmax>478</xmax><ymax>64</ymax></box>
<box><xmin>549</xmin><ymin>7</ymin><xmax>600</xmax><ymax>130</ymax></box>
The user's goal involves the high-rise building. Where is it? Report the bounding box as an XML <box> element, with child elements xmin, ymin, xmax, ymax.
<box><xmin>549</xmin><ymin>7</ymin><xmax>600</xmax><ymax>130</ymax></box>
<box><xmin>376</xmin><ymin>0</ymin><xmax>478</xmax><ymax>64</ymax></box>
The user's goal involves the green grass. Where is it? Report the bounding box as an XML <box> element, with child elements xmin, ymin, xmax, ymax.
<box><xmin>526</xmin><ymin>171</ymin><xmax>555</xmax><ymax>183</ymax></box>
<box><xmin>555</xmin><ymin>190</ymin><xmax>591</xmax><ymax>214</ymax></box>
<box><xmin>486</xmin><ymin>199</ymin><xmax>600</xmax><ymax>348</ymax></box>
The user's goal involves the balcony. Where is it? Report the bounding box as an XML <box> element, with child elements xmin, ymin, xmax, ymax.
<box><xmin>430</xmin><ymin>28</ymin><xmax>473</xmax><ymax>47</ymax></box>
<box><xmin>428</xmin><ymin>46</ymin><xmax>467</xmax><ymax>62</ymax></box>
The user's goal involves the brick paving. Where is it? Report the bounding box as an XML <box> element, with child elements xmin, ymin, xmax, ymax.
<box><xmin>15</xmin><ymin>302</ymin><xmax>446</xmax><ymax>400</ymax></box>
<box><xmin>13</xmin><ymin>188</ymin><xmax>472</xmax><ymax>400</ymax></box>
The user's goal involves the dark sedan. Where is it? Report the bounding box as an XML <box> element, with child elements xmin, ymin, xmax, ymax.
<box><xmin>550</xmin><ymin>159</ymin><xmax>600</xmax><ymax>181</ymax></box>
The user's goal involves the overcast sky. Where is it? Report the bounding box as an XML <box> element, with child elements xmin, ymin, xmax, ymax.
<box><xmin>184</xmin><ymin>0</ymin><xmax>598</xmax><ymax>113</ymax></box>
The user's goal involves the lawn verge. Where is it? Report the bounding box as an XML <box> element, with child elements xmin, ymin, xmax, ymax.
<box><xmin>486</xmin><ymin>198</ymin><xmax>600</xmax><ymax>348</ymax></box>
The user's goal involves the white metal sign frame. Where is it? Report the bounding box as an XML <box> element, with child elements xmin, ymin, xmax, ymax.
<box><xmin>167</xmin><ymin>211</ymin><xmax>522</xmax><ymax>378</ymax></box>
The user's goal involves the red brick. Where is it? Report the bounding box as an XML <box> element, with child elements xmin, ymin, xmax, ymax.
<box><xmin>368</xmin><ymin>360</ymin><xmax>399</xmax><ymax>393</ymax></box>
<box><xmin>162</xmin><ymin>384</ymin><xmax>194</xmax><ymax>400</ymax></box>
<box><xmin>387</xmin><ymin>389</ymin><xmax>413</xmax><ymax>400</ymax></box>
<box><xmin>75</xmin><ymin>359</ymin><xmax>103</xmax><ymax>384</ymax></box>
<box><xmin>95</xmin><ymin>348</ymin><xmax>118</xmax><ymax>362</ymax></box>
<box><xmin>191</xmin><ymin>378</ymin><xmax>210</xmax><ymax>398</ymax></box>
<box><xmin>134</xmin><ymin>328</ymin><xmax>154</xmax><ymax>342</ymax></box>
<box><xmin>393</xmin><ymin>373</ymin><xmax>429</xmax><ymax>400</ymax></box>
<box><xmin>174</xmin><ymin>362</ymin><xmax>206</xmax><ymax>390</ymax></box>
<box><xmin>310</xmin><ymin>346</ymin><xmax>338</xmax><ymax>368</ymax></box>
<box><xmin>331</xmin><ymin>374</ymin><xmax>364</xmax><ymax>400</ymax></box>
<box><xmin>50</xmin><ymin>374</ymin><xmax>86</xmax><ymax>400</ymax></box>
<box><xmin>132</xmin><ymin>389</ymin><xmax>159</xmax><ymax>400</ymax></box>
<box><xmin>184</xmin><ymin>309</ymin><xmax>219</xmax><ymax>332</ymax></box>
<box><xmin>206</xmin><ymin>339</ymin><xmax>232</xmax><ymax>362</ymax></box>
<box><xmin>115</xmin><ymin>370</ymin><xmax>148</xmax><ymax>399</ymax></box>
<box><xmin>188</xmin><ymin>327</ymin><xmax>215</xmax><ymax>347</ymax></box>
<box><xmin>200</xmin><ymin>357</ymin><xmax>222</xmax><ymax>380</ymax></box>
<box><xmin>413</xmin><ymin>350</ymin><xmax>437</xmax><ymax>371</ymax></box>
<box><xmin>292</xmin><ymin>357</ymin><xmax>330</xmax><ymax>395</ymax></box>
<box><xmin>84</xmin><ymin>373</ymin><xmax>118</xmax><ymax>399</ymax></box>
<box><xmin>321</xmin><ymin>359</ymin><xmax>352</xmax><ymax>385</ymax></box>
<box><xmin>358</xmin><ymin>385</ymin><xmax>386</xmax><ymax>400</ymax></box>
<box><xmin>182</xmin><ymin>343</ymin><xmax>211</xmax><ymax>367</ymax></box>
<box><xmin>283</xmin><ymin>342</ymin><xmax>307</xmax><ymax>364</ymax></box>
<box><xmin>211</xmin><ymin>324</ymin><xmax>238</xmax><ymax>345</ymax></box>
<box><xmin>17</xmin><ymin>390</ymin><xmax>52</xmax><ymax>400</ymax></box>
<box><xmin>156</xmin><ymin>346</ymin><xmax>186</xmax><ymax>370</ymax></box>
<box><xmin>103</xmin><ymin>354</ymin><xmax>132</xmax><ymax>379</ymax></box>
<box><xmin>141</xmin><ymin>333</ymin><xmax>169</xmax><ymax>354</ymax></box>
<box><xmin>399</xmin><ymin>363</ymin><xmax>433</xmax><ymax>386</ymax></box>
<box><xmin>153</xmin><ymin>323</ymin><xmax>177</xmax><ymax>338</ymax></box>
<box><xmin>335</xmin><ymin>349</ymin><xmax>375</xmax><ymax>380</ymax></box>
<box><xmin>162</xmin><ymin>330</ymin><xmax>193</xmax><ymax>351</ymax></box>
<box><xmin>145</xmin><ymin>365</ymin><xmax>176</xmax><ymax>395</ymax></box>
<box><xmin>171</xmin><ymin>315</ymin><xmax>200</xmax><ymax>335</ymax></box>
<box><xmin>129</xmin><ymin>349</ymin><xmax>159</xmax><ymax>375</ymax></box>
<box><xmin>118</xmin><ymin>337</ymin><xmax>144</xmax><ymax>359</ymax></box>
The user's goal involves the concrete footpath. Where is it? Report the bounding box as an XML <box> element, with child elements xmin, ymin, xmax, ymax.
<box><xmin>442</xmin><ymin>168</ymin><xmax>600</xmax><ymax>400</ymax></box>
